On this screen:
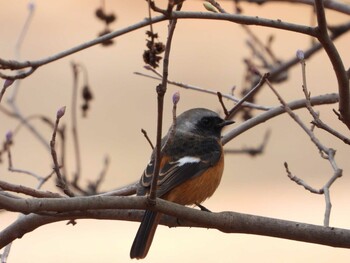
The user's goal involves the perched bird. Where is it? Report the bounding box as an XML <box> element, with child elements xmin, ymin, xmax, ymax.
<box><xmin>130</xmin><ymin>108</ymin><xmax>234</xmax><ymax>259</ymax></box>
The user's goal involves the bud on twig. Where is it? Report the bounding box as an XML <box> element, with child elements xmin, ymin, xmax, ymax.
<box><xmin>27</xmin><ymin>1</ymin><xmax>36</xmax><ymax>11</ymax></box>
<box><xmin>172</xmin><ymin>91</ymin><xmax>180</xmax><ymax>105</ymax></box>
<box><xmin>203</xmin><ymin>2</ymin><xmax>218</xmax><ymax>13</ymax></box>
<box><xmin>56</xmin><ymin>106</ymin><xmax>66</xmax><ymax>119</ymax></box>
<box><xmin>5</xmin><ymin>131</ymin><xmax>12</xmax><ymax>142</ymax></box>
<box><xmin>296</xmin><ymin>49</ymin><xmax>305</xmax><ymax>61</ymax></box>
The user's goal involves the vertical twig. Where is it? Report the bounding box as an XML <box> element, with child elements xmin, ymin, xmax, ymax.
<box><xmin>314</xmin><ymin>0</ymin><xmax>350</xmax><ymax>127</ymax></box>
<box><xmin>4</xmin><ymin>2</ymin><xmax>49</xmax><ymax>150</ymax></box>
<box><xmin>50</xmin><ymin>106</ymin><xmax>74</xmax><ymax>197</ymax></box>
<box><xmin>297</xmin><ymin>50</ymin><xmax>350</xmax><ymax>144</ymax></box>
<box><xmin>268</xmin><ymin>77</ymin><xmax>342</xmax><ymax>226</ymax></box>
<box><xmin>149</xmin><ymin>4</ymin><xmax>182</xmax><ymax>201</ymax></box>
<box><xmin>71</xmin><ymin>63</ymin><xmax>82</xmax><ymax>186</ymax></box>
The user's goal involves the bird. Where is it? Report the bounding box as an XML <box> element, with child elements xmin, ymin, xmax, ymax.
<box><xmin>130</xmin><ymin>108</ymin><xmax>234</xmax><ymax>259</ymax></box>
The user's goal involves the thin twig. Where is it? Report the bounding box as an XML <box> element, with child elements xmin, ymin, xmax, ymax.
<box><xmin>226</xmin><ymin>73</ymin><xmax>269</xmax><ymax>119</ymax></box>
<box><xmin>225</xmin><ymin>129</ymin><xmax>270</xmax><ymax>157</ymax></box>
<box><xmin>71</xmin><ymin>62</ymin><xmax>82</xmax><ymax>187</ymax></box>
<box><xmin>222</xmin><ymin>93</ymin><xmax>339</xmax><ymax>145</ymax></box>
<box><xmin>297</xmin><ymin>52</ymin><xmax>350</xmax><ymax>144</ymax></box>
<box><xmin>50</xmin><ymin>106</ymin><xmax>74</xmax><ymax>197</ymax></box>
<box><xmin>0</xmin><ymin>179</ymin><xmax>62</xmax><ymax>198</ymax></box>
<box><xmin>284</xmin><ymin>162</ymin><xmax>321</xmax><ymax>194</ymax></box>
<box><xmin>217</xmin><ymin>92</ymin><xmax>229</xmax><ymax>117</ymax></box>
<box><xmin>267</xmin><ymin>78</ymin><xmax>342</xmax><ymax>226</ymax></box>
<box><xmin>134</xmin><ymin>70</ymin><xmax>271</xmax><ymax>111</ymax></box>
<box><xmin>141</xmin><ymin>129</ymin><xmax>154</xmax><ymax>150</ymax></box>
<box><xmin>88</xmin><ymin>156</ymin><xmax>110</xmax><ymax>194</ymax></box>
<box><xmin>149</xmin><ymin>4</ymin><xmax>182</xmax><ymax>201</ymax></box>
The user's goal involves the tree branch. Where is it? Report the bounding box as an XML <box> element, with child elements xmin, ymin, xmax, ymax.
<box><xmin>0</xmin><ymin>195</ymin><xmax>349</xmax><ymax>249</ymax></box>
<box><xmin>0</xmin><ymin>11</ymin><xmax>316</xmax><ymax>75</ymax></box>
<box><xmin>222</xmin><ymin>93</ymin><xmax>339</xmax><ymax>145</ymax></box>
<box><xmin>313</xmin><ymin>0</ymin><xmax>350</xmax><ymax>127</ymax></box>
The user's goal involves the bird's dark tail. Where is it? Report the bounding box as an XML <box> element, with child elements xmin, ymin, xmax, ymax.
<box><xmin>130</xmin><ymin>210</ymin><xmax>161</xmax><ymax>259</ymax></box>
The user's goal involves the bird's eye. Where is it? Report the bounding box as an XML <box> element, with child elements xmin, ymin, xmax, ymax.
<box><xmin>200</xmin><ymin>117</ymin><xmax>213</xmax><ymax>128</ymax></box>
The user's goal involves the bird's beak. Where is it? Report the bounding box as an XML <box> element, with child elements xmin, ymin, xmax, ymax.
<box><xmin>218</xmin><ymin>119</ymin><xmax>235</xmax><ymax>128</ymax></box>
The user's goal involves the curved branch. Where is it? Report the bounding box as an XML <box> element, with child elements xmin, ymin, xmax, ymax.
<box><xmin>240</xmin><ymin>0</ymin><xmax>350</xmax><ymax>15</ymax></box>
<box><xmin>222</xmin><ymin>93</ymin><xmax>339</xmax><ymax>144</ymax></box>
<box><xmin>313</xmin><ymin>0</ymin><xmax>350</xmax><ymax>127</ymax></box>
<box><xmin>0</xmin><ymin>11</ymin><xmax>315</xmax><ymax>74</ymax></box>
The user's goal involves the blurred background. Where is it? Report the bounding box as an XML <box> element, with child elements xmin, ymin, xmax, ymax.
<box><xmin>0</xmin><ymin>0</ymin><xmax>350</xmax><ymax>262</ymax></box>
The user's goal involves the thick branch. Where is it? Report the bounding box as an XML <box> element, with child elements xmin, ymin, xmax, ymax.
<box><xmin>0</xmin><ymin>196</ymin><xmax>349</xmax><ymax>249</ymax></box>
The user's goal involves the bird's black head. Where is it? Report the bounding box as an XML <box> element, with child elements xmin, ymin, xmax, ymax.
<box><xmin>176</xmin><ymin>108</ymin><xmax>234</xmax><ymax>138</ymax></box>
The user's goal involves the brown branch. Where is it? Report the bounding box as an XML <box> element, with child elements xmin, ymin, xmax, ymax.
<box><xmin>222</xmin><ymin>93</ymin><xmax>339</xmax><ymax>145</ymax></box>
<box><xmin>226</xmin><ymin>73</ymin><xmax>268</xmax><ymax>119</ymax></box>
<box><xmin>284</xmin><ymin>162</ymin><xmax>321</xmax><ymax>194</ymax></box>
<box><xmin>298</xmin><ymin>53</ymin><xmax>350</xmax><ymax>144</ymax></box>
<box><xmin>0</xmin><ymin>196</ymin><xmax>350</xmax><ymax>249</ymax></box>
<box><xmin>141</xmin><ymin>129</ymin><xmax>155</xmax><ymax>150</ymax></box>
<box><xmin>0</xmin><ymin>11</ymin><xmax>316</xmax><ymax>74</ymax></box>
<box><xmin>87</xmin><ymin>156</ymin><xmax>110</xmax><ymax>194</ymax></box>
<box><xmin>238</xmin><ymin>0</ymin><xmax>350</xmax><ymax>15</ymax></box>
<box><xmin>267</xmin><ymin>79</ymin><xmax>342</xmax><ymax>226</ymax></box>
<box><xmin>0</xmin><ymin>180</ymin><xmax>63</xmax><ymax>198</ymax></box>
<box><xmin>313</xmin><ymin>0</ymin><xmax>350</xmax><ymax>128</ymax></box>
<box><xmin>70</xmin><ymin>63</ymin><xmax>82</xmax><ymax>188</ymax></box>
<box><xmin>217</xmin><ymin>92</ymin><xmax>229</xmax><ymax>117</ymax></box>
<box><xmin>224</xmin><ymin>129</ymin><xmax>270</xmax><ymax>157</ymax></box>
<box><xmin>135</xmin><ymin>70</ymin><xmax>271</xmax><ymax>111</ymax></box>
<box><xmin>149</xmin><ymin>4</ymin><xmax>182</xmax><ymax>201</ymax></box>
<box><xmin>50</xmin><ymin>106</ymin><xmax>74</xmax><ymax>197</ymax></box>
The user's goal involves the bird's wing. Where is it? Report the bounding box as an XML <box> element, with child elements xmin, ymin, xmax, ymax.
<box><xmin>138</xmin><ymin>150</ymin><xmax>221</xmax><ymax>197</ymax></box>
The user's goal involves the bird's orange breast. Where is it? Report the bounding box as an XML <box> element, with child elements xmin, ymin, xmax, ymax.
<box><xmin>163</xmin><ymin>153</ymin><xmax>224</xmax><ymax>205</ymax></box>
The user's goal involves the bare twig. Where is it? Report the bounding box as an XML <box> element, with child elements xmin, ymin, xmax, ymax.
<box><xmin>222</xmin><ymin>93</ymin><xmax>339</xmax><ymax>145</ymax></box>
<box><xmin>224</xmin><ymin>129</ymin><xmax>270</xmax><ymax>156</ymax></box>
<box><xmin>297</xmin><ymin>51</ymin><xmax>350</xmax><ymax>144</ymax></box>
<box><xmin>239</xmin><ymin>0</ymin><xmax>350</xmax><ymax>15</ymax></box>
<box><xmin>87</xmin><ymin>156</ymin><xmax>110</xmax><ymax>194</ymax></box>
<box><xmin>313</xmin><ymin>0</ymin><xmax>350</xmax><ymax>128</ymax></box>
<box><xmin>149</xmin><ymin>4</ymin><xmax>182</xmax><ymax>201</ymax></box>
<box><xmin>71</xmin><ymin>63</ymin><xmax>82</xmax><ymax>187</ymax></box>
<box><xmin>134</xmin><ymin>70</ymin><xmax>271</xmax><ymax>111</ymax></box>
<box><xmin>50</xmin><ymin>106</ymin><xmax>74</xmax><ymax>197</ymax></box>
<box><xmin>226</xmin><ymin>73</ymin><xmax>268</xmax><ymax>119</ymax></box>
<box><xmin>217</xmin><ymin>92</ymin><xmax>229</xmax><ymax>117</ymax></box>
<box><xmin>0</xmin><ymin>11</ymin><xmax>317</xmax><ymax>74</ymax></box>
<box><xmin>267</xmin><ymin>78</ymin><xmax>342</xmax><ymax>226</ymax></box>
<box><xmin>0</xmin><ymin>179</ymin><xmax>62</xmax><ymax>198</ymax></box>
<box><xmin>4</xmin><ymin>131</ymin><xmax>50</xmax><ymax>184</ymax></box>
<box><xmin>141</xmin><ymin>129</ymin><xmax>155</xmax><ymax>150</ymax></box>
<box><xmin>284</xmin><ymin>162</ymin><xmax>321</xmax><ymax>194</ymax></box>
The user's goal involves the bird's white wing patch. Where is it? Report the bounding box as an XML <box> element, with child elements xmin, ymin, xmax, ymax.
<box><xmin>176</xmin><ymin>156</ymin><xmax>201</xmax><ymax>166</ymax></box>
